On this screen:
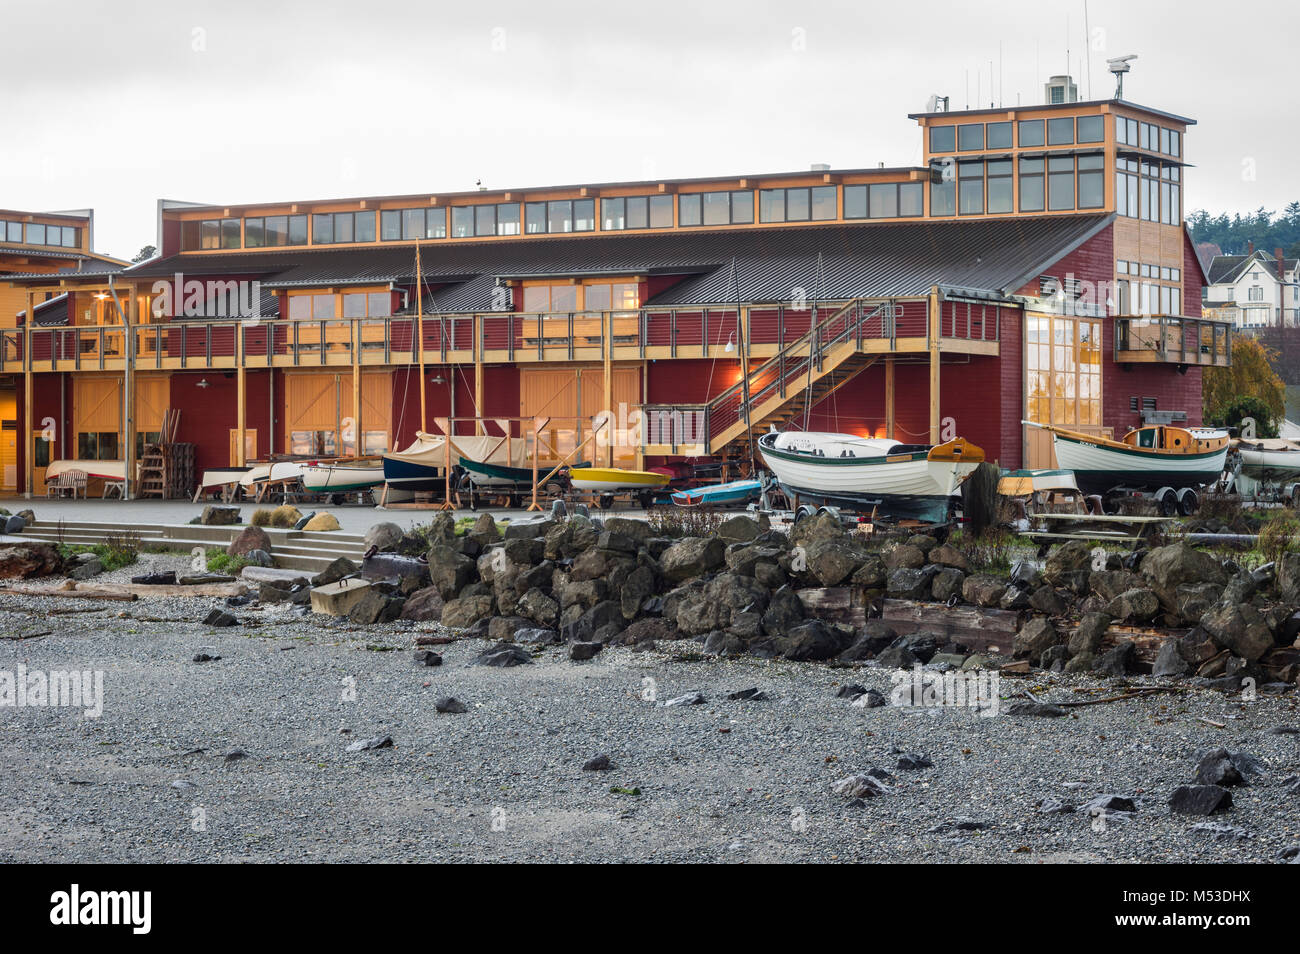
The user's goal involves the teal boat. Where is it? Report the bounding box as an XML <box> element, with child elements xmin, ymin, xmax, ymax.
<box><xmin>671</xmin><ymin>478</ymin><xmax>762</xmax><ymax>508</ymax></box>
<box><xmin>459</xmin><ymin>456</ymin><xmax>590</xmax><ymax>491</ymax></box>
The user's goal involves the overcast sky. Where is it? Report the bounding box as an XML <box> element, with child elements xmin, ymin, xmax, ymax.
<box><xmin>1</xmin><ymin>0</ymin><xmax>1293</xmax><ymax>261</ymax></box>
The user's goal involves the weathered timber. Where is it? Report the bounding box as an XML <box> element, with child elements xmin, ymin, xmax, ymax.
<box><xmin>881</xmin><ymin>599</ymin><xmax>1021</xmax><ymax>654</ymax></box>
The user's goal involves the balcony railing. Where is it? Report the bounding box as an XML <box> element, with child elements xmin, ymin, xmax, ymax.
<box><xmin>1</xmin><ymin>295</ymin><xmax>999</xmax><ymax>373</ymax></box>
<box><xmin>1114</xmin><ymin>314</ymin><xmax>1232</xmax><ymax>367</ymax></box>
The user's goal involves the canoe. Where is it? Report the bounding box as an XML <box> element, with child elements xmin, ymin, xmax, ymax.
<box><xmin>569</xmin><ymin>467</ymin><xmax>671</xmax><ymax>493</ymax></box>
<box><xmin>301</xmin><ymin>461</ymin><xmax>386</xmax><ymax>492</ymax></box>
<box><xmin>671</xmin><ymin>478</ymin><xmax>763</xmax><ymax>508</ymax></box>
<box><xmin>756</xmin><ymin>431</ymin><xmax>984</xmax><ymax>523</ymax></box>
<box><xmin>1031</xmin><ymin>422</ymin><xmax>1229</xmax><ymax>495</ymax></box>
<box><xmin>238</xmin><ymin>464</ymin><xmax>273</xmax><ymax>487</ymax></box>
<box><xmin>44</xmin><ymin>459</ymin><xmax>129</xmax><ymax>483</ymax></box>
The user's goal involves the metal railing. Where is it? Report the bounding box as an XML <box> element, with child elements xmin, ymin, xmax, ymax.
<box><xmin>1114</xmin><ymin>314</ymin><xmax>1232</xmax><ymax>367</ymax></box>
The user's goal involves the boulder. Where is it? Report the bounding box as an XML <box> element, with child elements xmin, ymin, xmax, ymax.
<box><xmin>1093</xmin><ymin>639</ymin><xmax>1137</xmax><ymax>676</ymax></box>
<box><xmin>659</xmin><ymin>537</ymin><xmax>726</xmax><ymax>581</ymax></box>
<box><xmin>882</xmin><ymin>544</ymin><xmax>925</xmax><ymax>572</ymax></box>
<box><xmin>503</xmin><ymin>518</ymin><xmax>555</xmax><ymax>540</ymax></box>
<box><xmin>1172</xmin><ymin>582</ymin><xmax>1224</xmax><ymax>624</ymax></box>
<box><xmin>1152</xmin><ymin>639</ymin><xmax>1190</xmax><ymax>677</ymax></box>
<box><xmin>227</xmin><ymin>526</ymin><xmax>272</xmax><ymax>558</ymax></box>
<box><xmin>1169</xmin><ymin>785</ymin><xmax>1233</xmax><ymax>816</ymax></box>
<box><xmin>802</xmin><ymin>538</ymin><xmax>863</xmax><ymax>587</ymax></box>
<box><xmin>999</xmin><ymin>585</ymin><xmax>1032</xmax><ymax>610</ymax></box>
<box><xmin>348</xmin><ymin>590</ymin><xmax>405</xmax><ymax>624</ymax></box>
<box><xmin>303</xmin><ymin>513</ymin><xmax>341</xmax><ymax>532</ymax></box>
<box><xmin>364</xmin><ymin>521</ymin><xmax>405</xmax><ymax>552</ymax></box>
<box><xmin>619</xmin><ymin>565</ymin><xmax>657</xmax><ymax>620</ymax></box>
<box><xmin>400</xmin><ymin>586</ymin><xmax>445</xmax><ymax>621</ymax></box>
<box><xmin>1068</xmin><ymin>612</ymin><xmax>1112</xmax><ymax>656</ymax></box>
<box><xmin>777</xmin><ymin>619</ymin><xmax>849</xmax><ymax>661</ymax></box>
<box><xmin>468</xmin><ymin>513</ymin><xmax>502</xmax><ymax>545</ymax></box>
<box><xmin>1278</xmin><ymin>552</ymin><xmax>1300</xmax><ymax>604</ymax></box>
<box><xmin>849</xmin><ymin>555</ymin><xmax>887</xmax><ymax>590</ymax></box>
<box><xmin>562</xmin><ymin>601</ymin><xmax>623</xmax><ymax>643</ymax></box>
<box><xmin>962</xmin><ymin>574</ymin><xmax>1006</xmax><ymax>607</ymax></box>
<box><xmin>888</xmin><ymin>631</ymin><xmax>940</xmax><ymax>664</ymax></box>
<box><xmin>1029</xmin><ymin>585</ymin><xmax>1069</xmax><ymax>616</ymax></box>
<box><xmin>312</xmin><ymin>556</ymin><xmax>358</xmax><ymax>587</ymax></box>
<box><xmin>1043</xmin><ymin>540</ymin><xmax>1094</xmax><ymax>584</ymax></box>
<box><xmin>887</xmin><ymin>567</ymin><xmax>935</xmax><ymax>600</ymax></box>
<box><xmin>570</xmin><ymin>641</ymin><xmax>602</xmax><ymax>661</ymax></box>
<box><xmin>612</xmin><ymin>617</ymin><xmax>683</xmax><ymax>645</ymax></box>
<box><xmin>838</xmin><ymin>621</ymin><xmax>896</xmax><ymax>662</ymax></box>
<box><xmin>1013</xmin><ymin>617</ymin><xmax>1058</xmax><ymax>660</ymax></box>
<box><xmin>1105</xmin><ymin>588</ymin><xmax>1160</xmax><ymax>622</ymax></box>
<box><xmin>761</xmin><ymin>586</ymin><xmax>805</xmax><ymax>636</ymax></box>
<box><xmin>1202</xmin><ymin>602</ymin><xmax>1274</xmax><ymax>662</ymax></box>
<box><xmin>788</xmin><ymin>511</ymin><xmax>846</xmax><ymax>547</ymax></box>
<box><xmin>1178</xmin><ymin>626</ymin><xmax>1220</xmax><ymax>666</ymax></box>
<box><xmin>440</xmin><ymin>595</ymin><xmax>495</xmax><ymax>629</ymax></box>
<box><xmin>716</xmin><ymin>514</ymin><xmax>763</xmax><ymax>544</ymax></box>
<box><xmin>517</xmin><ymin>587</ymin><xmax>560</xmax><ymax>627</ymax></box>
<box><xmin>472</xmin><ymin>642</ymin><xmax>532</xmax><ymax>667</ymax></box>
<box><xmin>931</xmin><ymin>568</ymin><xmax>965</xmax><ymax>603</ymax></box>
<box><xmin>1141</xmin><ymin>543</ymin><xmax>1229</xmax><ymax>614</ymax></box>
<box><xmin>927</xmin><ymin>545</ymin><xmax>968</xmax><ymax>571</ymax></box>
<box><xmin>200</xmin><ymin>506</ymin><xmax>241</xmax><ymax>526</ymax></box>
<box><xmin>425</xmin><ymin>545</ymin><xmax>476</xmax><ymax>599</ymax></box>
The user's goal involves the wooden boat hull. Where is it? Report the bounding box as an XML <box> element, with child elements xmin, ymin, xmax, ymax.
<box><xmin>460</xmin><ymin>457</ymin><xmax>589</xmax><ymax>490</ymax></box>
<box><xmin>1237</xmin><ymin>445</ymin><xmax>1300</xmax><ymax>483</ymax></box>
<box><xmin>381</xmin><ymin>456</ymin><xmax>444</xmax><ymax>492</ymax></box>
<box><xmin>1052</xmin><ymin>432</ymin><xmax>1228</xmax><ymax>494</ymax></box>
<box><xmin>301</xmin><ymin>463</ymin><xmax>385</xmax><ymax>492</ymax></box>
<box><xmin>570</xmin><ymin>468</ymin><xmax>671</xmax><ymax>493</ymax></box>
<box><xmin>671</xmin><ymin>479</ymin><xmax>762</xmax><ymax>508</ymax></box>
<box><xmin>757</xmin><ymin>432</ymin><xmax>981</xmax><ymax>522</ymax></box>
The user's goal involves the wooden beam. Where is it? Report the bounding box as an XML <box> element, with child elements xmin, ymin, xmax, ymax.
<box><xmin>236</xmin><ymin>328</ymin><xmax>246</xmax><ymax>466</ymax></box>
<box><xmin>23</xmin><ymin>290</ymin><xmax>34</xmax><ymax>498</ymax></box>
<box><xmin>351</xmin><ymin>319</ymin><xmax>361</xmax><ymax>456</ymax></box>
<box><xmin>884</xmin><ymin>356</ymin><xmax>895</xmax><ymax>439</ymax></box>
<box><xmin>928</xmin><ymin>285</ymin><xmax>941</xmax><ymax>444</ymax></box>
<box><xmin>603</xmin><ymin>311</ymin><xmax>613</xmax><ymax>467</ymax></box>
<box><xmin>474</xmin><ymin>314</ymin><xmax>484</xmax><ymax>436</ymax></box>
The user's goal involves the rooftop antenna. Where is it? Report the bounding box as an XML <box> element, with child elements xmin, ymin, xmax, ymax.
<box><xmin>1107</xmin><ymin>54</ymin><xmax>1137</xmax><ymax>99</ymax></box>
<box><xmin>1083</xmin><ymin>0</ymin><xmax>1093</xmax><ymax>98</ymax></box>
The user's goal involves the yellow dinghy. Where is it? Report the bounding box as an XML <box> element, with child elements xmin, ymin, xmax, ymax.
<box><xmin>568</xmin><ymin>467</ymin><xmax>671</xmax><ymax>493</ymax></box>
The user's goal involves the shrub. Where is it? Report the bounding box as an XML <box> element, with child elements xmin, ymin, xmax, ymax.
<box><xmin>269</xmin><ymin>505</ymin><xmax>302</xmax><ymax>528</ymax></box>
<box><xmin>250</xmin><ymin>508</ymin><xmax>274</xmax><ymax>527</ymax></box>
<box><xmin>645</xmin><ymin>506</ymin><xmax>725</xmax><ymax>538</ymax></box>
<box><xmin>1256</xmin><ymin>510</ymin><xmax>1300</xmax><ymax>566</ymax></box>
<box><xmin>206</xmin><ymin>549</ymin><xmax>254</xmax><ymax>575</ymax></box>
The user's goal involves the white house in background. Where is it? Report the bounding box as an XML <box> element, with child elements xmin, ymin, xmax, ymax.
<box><xmin>1203</xmin><ymin>249</ymin><xmax>1299</xmax><ymax>328</ymax></box>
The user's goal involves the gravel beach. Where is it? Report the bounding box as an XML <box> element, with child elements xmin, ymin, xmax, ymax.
<box><xmin>1</xmin><ymin>552</ymin><xmax>1297</xmax><ymax>864</ymax></box>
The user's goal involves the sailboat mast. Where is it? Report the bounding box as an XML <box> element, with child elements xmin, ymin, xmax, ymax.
<box><xmin>416</xmin><ymin>242</ymin><xmax>427</xmax><ymax>433</ymax></box>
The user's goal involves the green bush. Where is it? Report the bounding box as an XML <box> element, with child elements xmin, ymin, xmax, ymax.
<box><xmin>206</xmin><ymin>549</ymin><xmax>254</xmax><ymax>575</ymax></box>
<box><xmin>57</xmin><ymin>543</ymin><xmax>138</xmax><ymax>573</ymax></box>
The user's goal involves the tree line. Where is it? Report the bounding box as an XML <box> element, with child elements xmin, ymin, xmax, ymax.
<box><xmin>1188</xmin><ymin>203</ymin><xmax>1300</xmax><ymax>258</ymax></box>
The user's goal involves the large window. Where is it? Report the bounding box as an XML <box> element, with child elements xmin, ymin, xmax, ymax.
<box><xmin>379</xmin><ymin>207</ymin><xmax>446</xmax><ymax>241</ymax></box>
<box><xmin>843</xmin><ymin>182</ymin><xmax>920</xmax><ymax>219</ymax></box>
<box><xmin>1077</xmin><ymin>114</ymin><xmax>1104</xmax><ymax>143</ymax></box>
<box><xmin>1077</xmin><ymin>155</ymin><xmax>1105</xmax><ymax>209</ymax></box>
<box><xmin>929</xmin><ymin>125</ymin><xmax>956</xmax><ymax>153</ymax></box>
<box><xmin>930</xmin><ymin>175</ymin><xmax>955</xmax><ymax>217</ymax></box>
<box><xmin>1047</xmin><ymin>117</ymin><xmax>1075</xmax><ymax>146</ymax></box>
<box><xmin>758</xmin><ymin>186</ymin><xmax>836</xmax><ymax>223</ymax></box>
<box><xmin>1018</xmin><ymin>119</ymin><xmax>1044</xmax><ymax>148</ymax></box>
<box><xmin>245</xmin><ymin>214</ymin><xmax>308</xmax><ymax>248</ymax></box>
<box><xmin>522</xmin><ymin>284</ymin><xmax>579</xmax><ymax>313</ymax></box>
<box><xmin>77</xmin><ymin>431</ymin><xmax>120</xmax><ymax>461</ymax></box>
<box><xmin>182</xmin><ymin>218</ymin><xmax>240</xmax><ymax>250</ymax></box>
<box><xmin>451</xmin><ymin>202</ymin><xmax>521</xmax><ymax>238</ymax></box>
<box><xmin>1019</xmin><ymin>157</ymin><xmax>1044</xmax><ymax>212</ymax></box>
<box><xmin>524</xmin><ymin>199</ymin><xmax>595</xmax><ymax>234</ymax></box>
<box><xmin>680</xmin><ymin>190</ymin><xmax>754</xmax><ymax>226</ymax></box>
<box><xmin>600</xmin><ymin>195</ymin><xmax>673</xmax><ymax>230</ymax></box>
<box><xmin>958</xmin><ymin>161</ymin><xmax>984</xmax><ymax>214</ymax></box>
<box><xmin>1047</xmin><ymin>156</ymin><xmax>1076</xmax><ymax>210</ymax></box>
<box><xmin>986</xmin><ymin>121</ymin><xmax>1013</xmax><ymax>149</ymax></box>
<box><xmin>582</xmin><ymin>281</ymin><xmax>640</xmax><ymax>312</ymax></box>
<box><xmin>312</xmin><ymin>211</ymin><xmax>375</xmax><ymax>245</ymax></box>
<box><xmin>1026</xmin><ymin>315</ymin><xmax>1102</xmax><ymax>429</ymax></box>
<box><xmin>957</xmin><ymin>123</ymin><xmax>984</xmax><ymax>151</ymax></box>
<box><xmin>986</xmin><ymin>159</ymin><xmax>1013</xmax><ymax>213</ymax></box>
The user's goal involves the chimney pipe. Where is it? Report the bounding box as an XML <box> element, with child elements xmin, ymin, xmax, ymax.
<box><xmin>1277</xmin><ymin>248</ymin><xmax>1285</xmax><ymax>281</ymax></box>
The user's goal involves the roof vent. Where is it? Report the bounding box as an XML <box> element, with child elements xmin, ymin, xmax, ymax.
<box><xmin>810</xmin><ymin>163</ymin><xmax>830</xmax><ymax>172</ymax></box>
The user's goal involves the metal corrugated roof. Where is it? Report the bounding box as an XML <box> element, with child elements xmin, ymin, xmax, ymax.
<box><xmin>119</xmin><ymin>214</ymin><xmax>1112</xmax><ymax>309</ymax></box>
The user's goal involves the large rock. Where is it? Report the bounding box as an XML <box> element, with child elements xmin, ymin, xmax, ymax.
<box><xmin>927</xmin><ymin>545</ymin><xmax>968</xmax><ymax>571</ymax></box>
<box><xmin>440</xmin><ymin>595</ymin><xmax>495</xmax><ymax>629</ymax></box>
<box><xmin>962</xmin><ymin>574</ymin><xmax>1006</xmax><ymax>607</ymax></box>
<box><xmin>1029</xmin><ymin>586</ymin><xmax>1069</xmax><ymax>616</ymax></box>
<box><xmin>400</xmin><ymin>586</ymin><xmax>444</xmax><ymax>621</ymax></box>
<box><xmin>311</xmin><ymin>556</ymin><xmax>357</xmax><ymax>587</ymax></box>
<box><xmin>716</xmin><ymin>515</ymin><xmax>763</xmax><ymax>544</ymax></box>
<box><xmin>838</xmin><ymin>621</ymin><xmax>896</xmax><ymax>661</ymax></box>
<box><xmin>1152</xmin><ymin>639</ymin><xmax>1190</xmax><ymax>677</ymax></box>
<box><xmin>777</xmin><ymin>619</ymin><xmax>849</xmax><ymax>661</ymax></box>
<box><xmin>676</xmin><ymin>573</ymin><xmax>768</xmax><ymax>636</ymax></box>
<box><xmin>1105</xmin><ymin>588</ymin><xmax>1160</xmax><ymax>622</ymax></box>
<box><xmin>1140</xmin><ymin>543</ymin><xmax>1229</xmax><ymax>615</ymax></box>
<box><xmin>227</xmin><ymin>526</ymin><xmax>272</xmax><ymax>558</ymax></box>
<box><xmin>887</xmin><ymin>567</ymin><xmax>935</xmax><ymax>600</ymax></box>
<box><xmin>789</xmin><ymin>511</ymin><xmax>846</xmax><ymax>547</ymax></box>
<box><xmin>1169</xmin><ymin>785</ymin><xmax>1233</xmax><ymax>816</ymax></box>
<box><xmin>1068</xmin><ymin>612</ymin><xmax>1112</xmax><ymax>656</ymax></box>
<box><xmin>1089</xmin><ymin>569</ymin><xmax>1142</xmax><ymax>603</ymax></box>
<box><xmin>931</xmin><ymin>568</ymin><xmax>965</xmax><ymax>603</ymax></box>
<box><xmin>1043</xmin><ymin>540</ymin><xmax>1094</xmax><ymax>584</ymax></box>
<box><xmin>562</xmin><ymin>600</ymin><xmax>624</xmax><ymax>643</ymax></box>
<box><xmin>1093</xmin><ymin>639</ymin><xmax>1137</xmax><ymax>676</ymax></box>
<box><xmin>620</xmin><ymin>565</ymin><xmax>657</xmax><ymax>620</ymax></box>
<box><xmin>517</xmin><ymin>587</ymin><xmax>560</xmax><ymax>627</ymax></box>
<box><xmin>762</xmin><ymin>586</ymin><xmax>805</xmax><ymax>636</ymax></box>
<box><xmin>364</xmin><ymin>521</ymin><xmax>405</xmax><ymax>552</ymax></box>
<box><xmin>1201</xmin><ymin>602</ymin><xmax>1274</xmax><ymax>662</ymax></box>
<box><xmin>200</xmin><ymin>506</ymin><xmax>241</xmax><ymax>526</ymax></box>
<box><xmin>1013</xmin><ymin>617</ymin><xmax>1059</xmax><ymax>659</ymax></box>
<box><xmin>303</xmin><ymin>513</ymin><xmax>341</xmax><ymax>532</ymax></box>
<box><xmin>348</xmin><ymin>590</ymin><xmax>405</xmax><ymax>624</ymax></box>
<box><xmin>659</xmin><ymin>537</ymin><xmax>726</xmax><ymax>581</ymax></box>
<box><xmin>802</xmin><ymin>538</ymin><xmax>863</xmax><ymax>587</ymax></box>
<box><xmin>1279</xmin><ymin>552</ymin><xmax>1300</xmax><ymax>604</ymax></box>
<box><xmin>425</xmin><ymin>545</ymin><xmax>476</xmax><ymax>599</ymax></box>
<box><xmin>0</xmin><ymin>543</ymin><xmax>60</xmax><ymax>579</ymax></box>
<box><xmin>882</xmin><ymin>544</ymin><xmax>925</xmax><ymax>572</ymax></box>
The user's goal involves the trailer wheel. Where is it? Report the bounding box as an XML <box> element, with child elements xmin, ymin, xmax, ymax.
<box><xmin>598</xmin><ymin>494</ymin><xmax>615</xmax><ymax>510</ymax></box>
<box><xmin>1176</xmin><ymin>487</ymin><xmax>1199</xmax><ymax>517</ymax></box>
<box><xmin>792</xmin><ymin>505</ymin><xmax>816</xmax><ymax>525</ymax></box>
<box><xmin>1155</xmin><ymin>487</ymin><xmax>1178</xmax><ymax>517</ymax></box>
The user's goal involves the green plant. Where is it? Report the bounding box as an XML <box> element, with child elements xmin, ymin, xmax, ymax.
<box><xmin>57</xmin><ymin>542</ymin><xmax>139</xmax><ymax>573</ymax></box>
<box><xmin>950</xmin><ymin>527</ymin><xmax>1022</xmax><ymax>574</ymax></box>
<box><xmin>1256</xmin><ymin>510</ymin><xmax>1300</xmax><ymax>565</ymax></box>
<box><xmin>250</xmin><ymin>508</ymin><xmax>274</xmax><ymax>527</ymax></box>
<box><xmin>206</xmin><ymin>549</ymin><xmax>254</xmax><ymax>574</ymax></box>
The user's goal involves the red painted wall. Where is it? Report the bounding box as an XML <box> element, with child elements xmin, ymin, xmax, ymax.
<box><xmin>646</xmin><ymin>358</ymin><xmax>741</xmax><ymax>404</ymax></box>
<box><xmin>169</xmin><ymin>370</ymin><xmax>273</xmax><ymax>477</ymax></box>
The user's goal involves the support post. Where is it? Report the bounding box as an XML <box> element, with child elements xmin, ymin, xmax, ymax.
<box><xmin>928</xmin><ymin>284</ymin><xmax>941</xmax><ymax>444</ymax></box>
<box><xmin>236</xmin><ymin>326</ymin><xmax>247</xmax><ymax>467</ymax></box>
<box><xmin>474</xmin><ymin>315</ymin><xmax>484</xmax><ymax>436</ymax></box>
<box><xmin>23</xmin><ymin>290</ymin><xmax>34</xmax><ymax>498</ymax></box>
<box><xmin>603</xmin><ymin>311</ymin><xmax>613</xmax><ymax>468</ymax></box>
<box><xmin>108</xmin><ymin>280</ymin><xmax>134</xmax><ymax>499</ymax></box>
<box><xmin>885</xmin><ymin>356</ymin><xmax>895</xmax><ymax>439</ymax></box>
<box><xmin>351</xmin><ymin>319</ymin><xmax>361</xmax><ymax>456</ymax></box>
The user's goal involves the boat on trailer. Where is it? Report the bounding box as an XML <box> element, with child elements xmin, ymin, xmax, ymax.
<box><xmin>569</xmin><ymin>467</ymin><xmax>671</xmax><ymax>494</ymax></box>
<box><xmin>756</xmin><ymin>431</ymin><xmax>985</xmax><ymax>523</ymax></box>
<box><xmin>1230</xmin><ymin>437</ymin><xmax>1300</xmax><ymax>496</ymax></box>
<box><xmin>1026</xmin><ymin>421</ymin><xmax>1230</xmax><ymax>513</ymax></box>
<box><xmin>382</xmin><ymin>432</ymin><xmax>448</xmax><ymax>492</ymax></box>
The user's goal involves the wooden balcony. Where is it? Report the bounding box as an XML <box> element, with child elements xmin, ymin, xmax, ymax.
<box><xmin>1114</xmin><ymin>315</ymin><xmax>1231</xmax><ymax>368</ymax></box>
<box><xmin>3</xmin><ymin>298</ymin><xmax>999</xmax><ymax>374</ymax></box>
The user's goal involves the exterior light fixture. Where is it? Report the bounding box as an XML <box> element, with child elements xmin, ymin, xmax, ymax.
<box><xmin>196</xmin><ymin>378</ymin><xmax>210</xmax><ymax>389</ymax></box>
<box><xmin>724</xmin><ymin>334</ymin><xmax>736</xmax><ymax>353</ymax></box>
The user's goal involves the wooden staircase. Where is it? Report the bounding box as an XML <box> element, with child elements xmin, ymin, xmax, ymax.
<box><xmin>699</xmin><ymin>298</ymin><xmax>899</xmax><ymax>454</ymax></box>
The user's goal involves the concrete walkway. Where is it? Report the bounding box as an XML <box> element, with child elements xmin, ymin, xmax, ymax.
<box><xmin>0</xmin><ymin>497</ymin><xmax>549</xmax><ymax>535</ymax></box>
